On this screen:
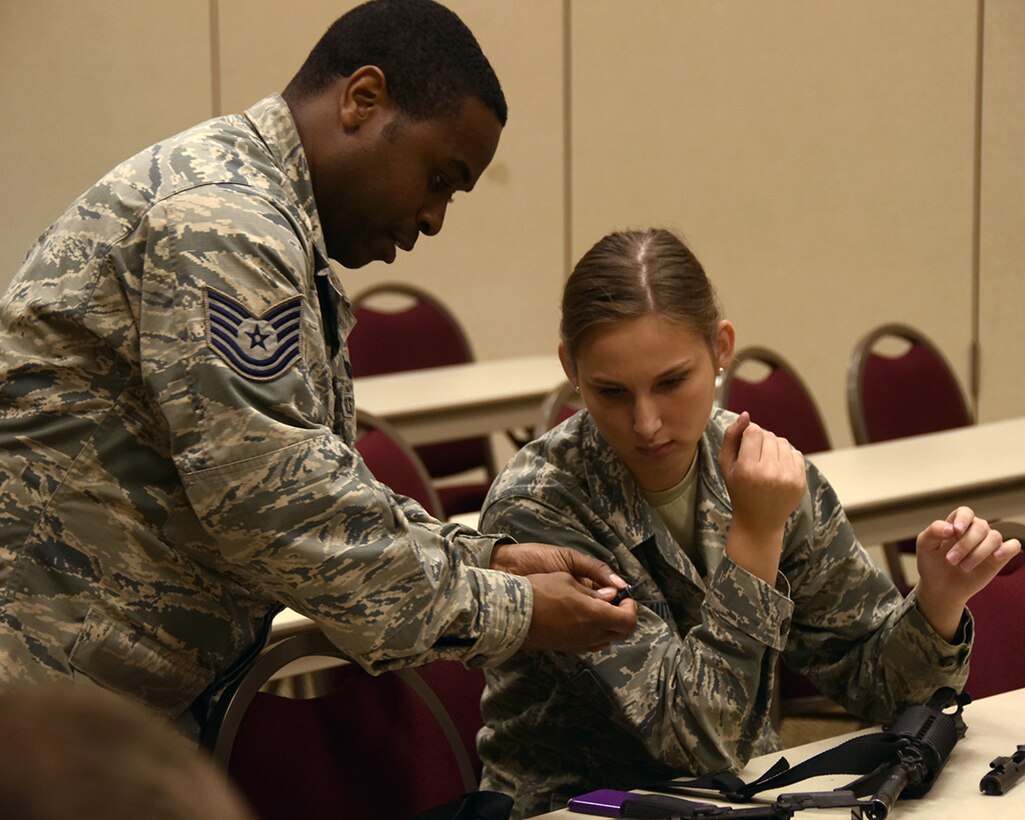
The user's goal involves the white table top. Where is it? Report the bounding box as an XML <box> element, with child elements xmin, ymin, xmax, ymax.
<box><xmin>536</xmin><ymin>686</ymin><xmax>1025</xmax><ymax>818</ymax></box>
<box><xmin>808</xmin><ymin>417</ymin><xmax>1025</xmax><ymax>544</ymax></box>
<box><xmin>353</xmin><ymin>354</ymin><xmax>565</xmax><ymax>446</ymax></box>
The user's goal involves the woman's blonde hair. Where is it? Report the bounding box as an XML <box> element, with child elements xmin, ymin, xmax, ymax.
<box><xmin>560</xmin><ymin>228</ymin><xmax>722</xmax><ymax>363</ymax></box>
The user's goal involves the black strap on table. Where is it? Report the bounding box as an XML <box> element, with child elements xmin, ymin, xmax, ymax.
<box><xmin>646</xmin><ymin>687</ymin><xmax>970</xmax><ymax>815</ymax></box>
<box><xmin>648</xmin><ymin>731</ymin><xmax>901</xmax><ymax>802</ymax></box>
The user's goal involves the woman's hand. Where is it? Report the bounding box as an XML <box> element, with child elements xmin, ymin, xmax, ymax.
<box><xmin>915</xmin><ymin>506</ymin><xmax>1022</xmax><ymax>640</ymax></box>
<box><xmin>718</xmin><ymin>412</ymin><xmax>808</xmax><ymax>584</ymax></box>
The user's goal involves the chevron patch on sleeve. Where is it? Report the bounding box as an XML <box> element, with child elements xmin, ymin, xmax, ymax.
<box><xmin>205</xmin><ymin>287</ymin><xmax>303</xmax><ymax>380</ymax></box>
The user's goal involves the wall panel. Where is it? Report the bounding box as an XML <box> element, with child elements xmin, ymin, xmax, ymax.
<box><xmin>2</xmin><ymin>0</ymin><xmax>1019</xmax><ymax>442</ymax></box>
<box><xmin>571</xmin><ymin>0</ymin><xmax>978</xmax><ymax>446</ymax></box>
<box><xmin>0</xmin><ymin>0</ymin><xmax>212</xmax><ymax>291</ymax></box>
<box><xmin>979</xmin><ymin>0</ymin><xmax>1025</xmax><ymax>422</ymax></box>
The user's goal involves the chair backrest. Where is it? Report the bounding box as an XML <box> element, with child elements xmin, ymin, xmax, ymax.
<box><xmin>347</xmin><ymin>282</ymin><xmax>474</xmax><ymax>377</ymax></box>
<box><xmin>355</xmin><ymin>410</ymin><xmax>445</xmax><ymax>519</ymax></box>
<box><xmin>348</xmin><ymin>284</ymin><xmax>494</xmax><ymax>512</ymax></box>
<box><xmin>847</xmin><ymin>323</ymin><xmax>972</xmax><ymax>445</ymax></box>
<box><xmin>533</xmin><ymin>380</ymin><xmax>584</xmax><ymax>439</ymax></box>
<box><xmin>204</xmin><ymin>630</ymin><xmax>486</xmax><ymax>820</ymax></box>
<box><xmin>964</xmin><ymin>551</ymin><xmax>1025</xmax><ymax>699</ymax></box>
<box><xmin>717</xmin><ymin>346</ymin><xmax>831</xmax><ymax>454</ymax></box>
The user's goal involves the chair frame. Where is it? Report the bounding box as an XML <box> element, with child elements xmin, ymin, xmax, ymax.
<box><xmin>847</xmin><ymin>323</ymin><xmax>974</xmax><ymax>587</ymax></box>
<box><xmin>350</xmin><ymin>282</ymin><xmax>476</xmax><ymax>367</ymax></box>
<box><xmin>718</xmin><ymin>346</ymin><xmax>820</xmax><ymax>406</ymax></box>
<box><xmin>533</xmin><ymin>379</ymin><xmax>583</xmax><ymax>440</ymax></box>
<box><xmin>846</xmin><ymin>322</ymin><xmax>973</xmax><ymax>446</ymax></box>
<box><xmin>202</xmin><ymin>629</ymin><xmax>478</xmax><ymax>793</ymax></box>
<box><xmin>717</xmin><ymin>345</ymin><xmax>831</xmax><ymax>453</ymax></box>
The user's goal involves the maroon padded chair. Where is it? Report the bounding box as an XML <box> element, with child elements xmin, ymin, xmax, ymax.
<box><xmin>847</xmin><ymin>324</ymin><xmax>973</xmax><ymax>587</ymax></box>
<box><xmin>355</xmin><ymin>410</ymin><xmax>445</xmax><ymax>520</ymax></box>
<box><xmin>717</xmin><ymin>346</ymin><xmax>831</xmax><ymax>455</ymax></box>
<box><xmin>348</xmin><ymin>284</ymin><xmax>495</xmax><ymax>518</ymax></box>
<box><xmin>963</xmin><ymin>551</ymin><xmax>1025</xmax><ymax>699</ymax></box>
<box><xmin>847</xmin><ymin>323</ymin><xmax>972</xmax><ymax>446</ymax></box>
<box><xmin>206</xmin><ymin>630</ymin><xmax>487</xmax><ymax>820</ymax></box>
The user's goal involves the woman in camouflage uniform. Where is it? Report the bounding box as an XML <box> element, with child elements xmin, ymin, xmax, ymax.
<box><xmin>477</xmin><ymin>227</ymin><xmax>1020</xmax><ymax>817</ymax></box>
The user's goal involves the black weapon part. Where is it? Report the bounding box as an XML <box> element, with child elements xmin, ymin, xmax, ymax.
<box><xmin>775</xmin><ymin>790</ymin><xmax>872</xmax><ymax>820</ymax></box>
<box><xmin>612</xmin><ymin>583</ymin><xmax>636</xmax><ymax>605</ymax></box>
<box><xmin>980</xmin><ymin>744</ymin><xmax>1025</xmax><ymax>796</ymax></box>
<box><xmin>619</xmin><ymin>794</ymin><xmax>796</xmax><ymax>819</ymax></box>
<box><xmin>860</xmin><ymin>688</ymin><xmax>970</xmax><ymax>818</ymax></box>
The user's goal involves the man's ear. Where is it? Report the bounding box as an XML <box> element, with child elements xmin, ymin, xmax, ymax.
<box><xmin>715</xmin><ymin>320</ymin><xmax>736</xmax><ymax>372</ymax></box>
<box><xmin>338</xmin><ymin>65</ymin><xmax>392</xmax><ymax>130</ymax></box>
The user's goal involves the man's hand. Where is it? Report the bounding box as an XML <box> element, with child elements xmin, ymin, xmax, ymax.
<box><xmin>520</xmin><ymin>572</ymin><xmax>638</xmax><ymax>653</ymax></box>
<box><xmin>491</xmin><ymin>541</ymin><xmax>626</xmax><ymax>593</ymax></box>
<box><xmin>489</xmin><ymin>542</ymin><xmax>637</xmax><ymax>652</ymax></box>
<box><xmin>916</xmin><ymin>506</ymin><xmax>1022</xmax><ymax>640</ymax></box>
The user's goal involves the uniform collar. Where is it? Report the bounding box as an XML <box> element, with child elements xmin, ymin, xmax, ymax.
<box><xmin>242</xmin><ymin>94</ymin><xmax>330</xmax><ymax>277</ymax></box>
<box><xmin>577</xmin><ymin>409</ymin><xmax>737</xmax><ymax>583</ymax></box>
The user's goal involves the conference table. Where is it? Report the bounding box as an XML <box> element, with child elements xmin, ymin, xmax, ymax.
<box><xmin>353</xmin><ymin>353</ymin><xmax>567</xmax><ymax>447</ymax></box>
<box><xmin>352</xmin><ymin>352</ymin><xmax>1025</xmax><ymax>545</ymax></box>
<box><xmin>807</xmin><ymin>416</ymin><xmax>1025</xmax><ymax>544</ymax></box>
<box><xmin>535</xmin><ymin>686</ymin><xmax>1025</xmax><ymax>818</ymax></box>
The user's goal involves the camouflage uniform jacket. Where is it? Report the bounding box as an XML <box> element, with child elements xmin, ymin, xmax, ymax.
<box><xmin>0</xmin><ymin>95</ymin><xmax>531</xmax><ymax>730</ymax></box>
<box><xmin>478</xmin><ymin>408</ymin><xmax>971</xmax><ymax>817</ymax></box>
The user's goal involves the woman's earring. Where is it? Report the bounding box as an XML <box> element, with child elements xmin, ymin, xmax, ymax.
<box><xmin>573</xmin><ymin>384</ymin><xmax>580</xmax><ymax>394</ymax></box>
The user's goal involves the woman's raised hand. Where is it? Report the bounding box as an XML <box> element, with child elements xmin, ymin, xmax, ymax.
<box><xmin>915</xmin><ymin>506</ymin><xmax>1022</xmax><ymax>640</ymax></box>
<box><xmin>718</xmin><ymin>412</ymin><xmax>808</xmax><ymax>583</ymax></box>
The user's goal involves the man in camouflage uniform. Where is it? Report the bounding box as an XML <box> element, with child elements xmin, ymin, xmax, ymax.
<box><xmin>477</xmin><ymin>407</ymin><xmax>973</xmax><ymax>817</ymax></box>
<box><xmin>0</xmin><ymin>0</ymin><xmax>635</xmax><ymax>735</ymax></box>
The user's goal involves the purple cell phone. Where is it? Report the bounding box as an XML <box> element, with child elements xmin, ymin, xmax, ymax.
<box><xmin>566</xmin><ymin>789</ymin><xmax>633</xmax><ymax>816</ymax></box>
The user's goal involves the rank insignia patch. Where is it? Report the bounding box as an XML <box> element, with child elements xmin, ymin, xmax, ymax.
<box><xmin>205</xmin><ymin>288</ymin><xmax>303</xmax><ymax>380</ymax></box>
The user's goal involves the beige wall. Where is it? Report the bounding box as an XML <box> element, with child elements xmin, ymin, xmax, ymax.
<box><xmin>572</xmin><ymin>0</ymin><xmax>981</xmax><ymax>446</ymax></box>
<box><xmin>979</xmin><ymin>0</ymin><xmax>1025</xmax><ymax>422</ymax></box>
<box><xmin>0</xmin><ymin>0</ymin><xmax>212</xmax><ymax>278</ymax></box>
<box><xmin>2</xmin><ymin>0</ymin><xmax>1021</xmax><ymax>445</ymax></box>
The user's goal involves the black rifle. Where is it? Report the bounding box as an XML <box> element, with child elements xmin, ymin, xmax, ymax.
<box><xmin>847</xmin><ymin>687</ymin><xmax>970</xmax><ymax>819</ymax></box>
<box><xmin>642</xmin><ymin>689</ymin><xmax>969</xmax><ymax>820</ymax></box>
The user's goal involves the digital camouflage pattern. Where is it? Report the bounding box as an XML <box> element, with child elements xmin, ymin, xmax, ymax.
<box><xmin>478</xmin><ymin>408</ymin><xmax>971</xmax><ymax>818</ymax></box>
<box><xmin>0</xmin><ymin>95</ymin><xmax>531</xmax><ymax>732</ymax></box>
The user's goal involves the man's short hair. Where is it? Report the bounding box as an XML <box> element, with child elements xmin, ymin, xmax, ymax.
<box><xmin>285</xmin><ymin>0</ymin><xmax>507</xmax><ymax>126</ymax></box>
<box><xmin>0</xmin><ymin>684</ymin><xmax>254</xmax><ymax>820</ymax></box>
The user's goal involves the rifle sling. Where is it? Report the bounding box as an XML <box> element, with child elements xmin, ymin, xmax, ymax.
<box><xmin>648</xmin><ymin>731</ymin><xmax>901</xmax><ymax>801</ymax></box>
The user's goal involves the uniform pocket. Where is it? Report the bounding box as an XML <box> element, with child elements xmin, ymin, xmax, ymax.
<box><xmin>68</xmin><ymin>607</ymin><xmax>214</xmax><ymax>718</ymax></box>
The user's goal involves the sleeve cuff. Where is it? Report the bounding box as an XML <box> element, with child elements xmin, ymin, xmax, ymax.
<box><xmin>453</xmin><ymin>532</ymin><xmax>515</xmax><ymax>570</ymax></box>
<box><xmin>460</xmin><ymin>567</ymin><xmax>533</xmax><ymax>667</ymax></box>
<box><xmin>706</xmin><ymin>557</ymin><xmax>795</xmax><ymax>652</ymax></box>
<box><xmin>887</xmin><ymin>591</ymin><xmax>972</xmax><ymax>679</ymax></box>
